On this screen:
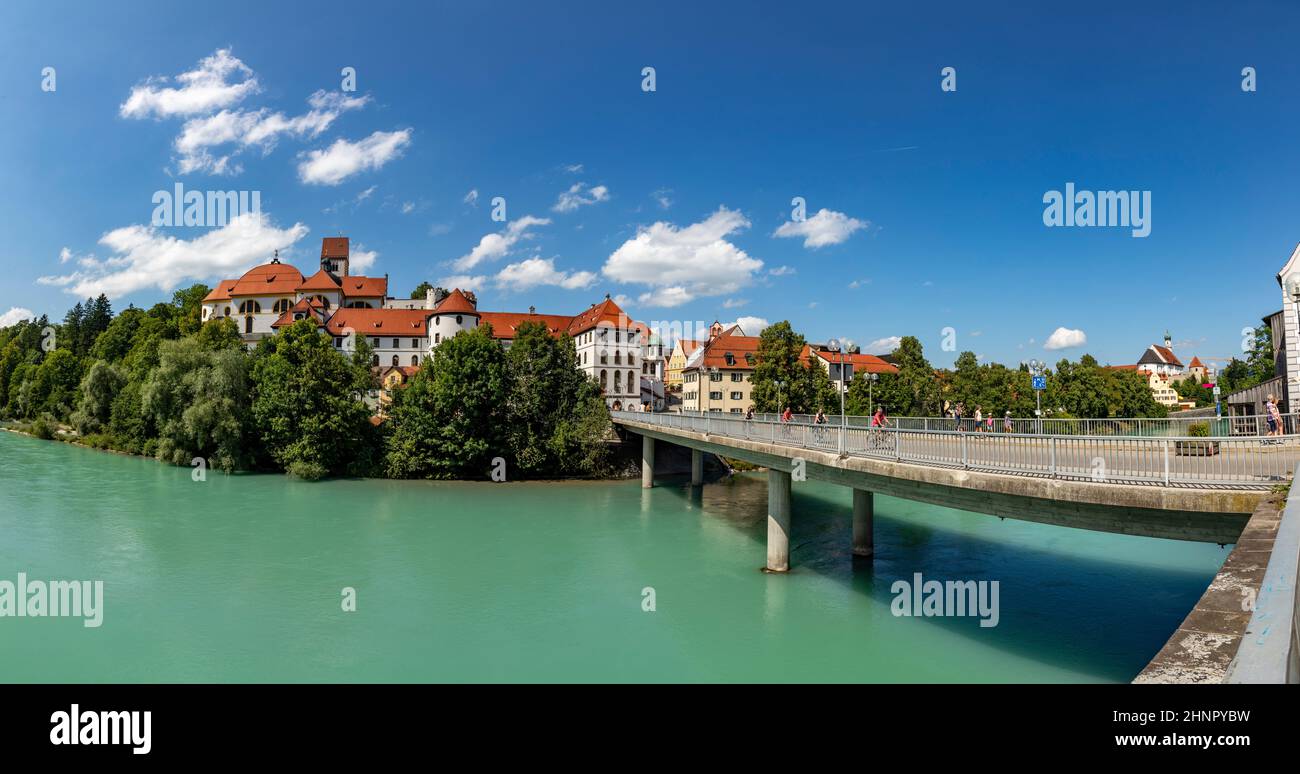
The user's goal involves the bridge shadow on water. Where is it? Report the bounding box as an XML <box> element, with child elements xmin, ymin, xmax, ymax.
<box><xmin>653</xmin><ymin>471</ymin><xmax>1228</xmax><ymax>682</ymax></box>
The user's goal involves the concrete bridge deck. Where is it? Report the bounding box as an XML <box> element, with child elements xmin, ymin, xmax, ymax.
<box><xmin>612</xmin><ymin>411</ymin><xmax>1283</xmax><ymax>572</ymax></box>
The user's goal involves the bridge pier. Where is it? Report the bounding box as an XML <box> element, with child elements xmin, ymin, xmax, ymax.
<box><xmin>766</xmin><ymin>468</ymin><xmax>792</xmax><ymax>572</ymax></box>
<box><xmin>641</xmin><ymin>434</ymin><xmax>655</xmax><ymax>488</ymax></box>
<box><xmin>852</xmin><ymin>489</ymin><xmax>874</xmax><ymax>557</ymax></box>
<box><xmin>690</xmin><ymin>449</ymin><xmax>703</xmax><ymax>486</ymax></box>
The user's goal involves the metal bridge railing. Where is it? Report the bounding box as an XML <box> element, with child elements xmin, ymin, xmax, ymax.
<box><xmin>614</xmin><ymin>411</ymin><xmax>1300</xmax><ymax>489</ymax></box>
<box><xmin>665</xmin><ymin>410</ymin><xmax>1300</xmax><ymax>438</ymax></box>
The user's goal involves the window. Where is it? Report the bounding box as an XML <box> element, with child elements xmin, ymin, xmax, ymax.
<box><xmin>371</xmin><ymin>355</ymin><xmax>378</xmax><ymax>366</ymax></box>
<box><xmin>411</xmin><ymin>355</ymin><xmax>419</xmax><ymax>366</ymax></box>
<box><xmin>730</xmin><ymin>408</ymin><xmax>742</xmax><ymax>413</ymax></box>
<box><xmin>456</xmin><ymin>315</ymin><xmax>463</xmax><ymax>325</ymax></box>
<box><xmin>273</xmin><ymin>299</ymin><xmax>291</xmax><ymax>314</ymax></box>
<box><xmin>391</xmin><ymin>355</ymin><xmax>399</xmax><ymax>366</ymax></box>
<box><xmin>600</xmin><ymin>370</ymin><xmax>608</xmax><ymax>390</ymax></box>
<box><xmin>600</xmin><ymin>351</ymin><xmax>608</xmax><ymax>364</ymax></box>
<box><xmin>238</xmin><ymin>300</ymin><xmax>261</xmax><ymax>314</ymax></box>
<box><xmin>730</xmin><ymin>391</ymin><xmax>743</xmax><ymax>400</ymax></box>
<box><xmin>614</xmin><ymin>351</ymin><xmax>622</xmax><ymax>365</ymax></box>
<box><xmin>244</xmin><ymin>316</ymin><xmax>253</xmax><ymax>334</ymax></box>
<box><xmin>627</xmin><ymin>371</ymin><xmax>634</xmax><ymax>391</ymax></box>
<box><xmin>710</xmin><ymin>372</ymin><xmax>723</xmax><ymax>382</ymax></box>
<box><xmin>435</xmin><ymin>316</ymin><xmax>441</xmax><ymax>326</ymax></box>
<box><xmin>710</xmin><ymin>391</ymin><xmax>722</xmax><ymax>400</ymax></box>
<box><xmin>411</xmin><ymin>339</ymin><xmax>419</xmax><ymax>348</ymax></box>
<box><xmin>435</xmin><ymin>333</ymin><xmax>441</xmax><ymax>344</ymax></box>
<box><xmin>392</xmin><ymin>339</ymin><xmax>400</xmax><ymax>349</ymax></box>
<box><xmin>614</xmin><ymin>371</ymin><xmax>622</xmax><ymax>392</ymax></box>
<box><xmin>334</xmin><ymin>337</ymin><xmax>343</xmax><ymax>347</ymax></box>
<box><xmin>372</xmin><ymin>338</ymin><xmax>380</xmax><ymax>348</ymax></box>
<box><xmin>731</xmin><ymin>372</ymin><xmax>743</xmax><ymax>382</ymax></box>
<box><xmin>224</xmin><ymin>306</ymin><xmax>230</xmax><ymax>317</ymax></box>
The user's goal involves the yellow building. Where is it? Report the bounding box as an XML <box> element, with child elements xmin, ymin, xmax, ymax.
<box><xmin>682</xmin><ymin>328</ymin><xmax>760</xmax><ymax>413</ymax></box>
<box><xmin>666</xmin><ymin>338</ymin><xmax>702</xmax><ymax>391</ymax></box>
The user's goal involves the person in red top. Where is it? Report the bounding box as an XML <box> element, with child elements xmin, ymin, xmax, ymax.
<box><xmin>871</xmin><ymin>406</ymin><xmax>888</xmax><ymax>427</ymax></box>
<box><xmin>781</xmin><ymin>407</ymin><xmax>793</xmax><ymax>423</ymax></box>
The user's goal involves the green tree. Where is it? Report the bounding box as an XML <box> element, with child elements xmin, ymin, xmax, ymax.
<box><xmin>873</xmin><ymin>336</ymin><xmax>938</xmax><ymax>415</ymax></box>
<box><xmin>503</xmin><ymin>321</ymin><xmax>610</xmax><ymax>476</ymax></box>
<box><xmin>410</xmin><ymin>281</ymin><xmax>434</xmax><ymax>300</ymax></box>
<box><xmin>386</xmin><ymin>325</ymin><xmax>507</xmax><ymax>478</ymax></box>
<box><xmin>143</xmin><ymin>338</ymin><xmax>252</xmax><ymax>470</ymax></box>
<box><xmin>71</xmin><ymin>360</ymin><xmax>126</xmax><ymax>435</ymax></box>
<box><xmin>749</xmin><ymin>321</ymin><xmax>808</xmax><ymax>412</ymax></box>
<box><xmin>251</xmin><ymin>319</ymin><xmax>372</xmax><ymax>479</ymax></box>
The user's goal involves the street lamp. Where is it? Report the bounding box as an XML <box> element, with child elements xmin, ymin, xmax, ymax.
<box><xmin>867</xmin><ymin>372</ymin><xmax>879</xmax><ymax>415</ymax></box>
<box><xmin>775</xmin><ymin>379</ymin><xmax>786</xmax><ymax>418</ymax></box>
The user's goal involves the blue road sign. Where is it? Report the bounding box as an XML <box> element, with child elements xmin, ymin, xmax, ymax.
<box><xmin>1032</xmin><ymin>375</ymin><xmax>1047</xmax><ymax>391</ymax></box>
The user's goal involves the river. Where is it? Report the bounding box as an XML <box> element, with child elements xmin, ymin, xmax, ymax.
<box><xmin>0</xmin><ymin>430</ymin><xmax>1228</xmax><ymax>682</ymax></box>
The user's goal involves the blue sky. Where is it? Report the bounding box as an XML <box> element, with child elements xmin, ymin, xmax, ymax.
<box><xmin>2</xmin><ymin>0</ymin><xmax>1298</xmax><ymax>369</ymax></box>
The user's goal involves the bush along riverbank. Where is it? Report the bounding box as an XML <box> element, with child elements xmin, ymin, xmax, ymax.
<box><xmin>0</xmin><ymin>289</ymin><xmax>617</xmax><ymax>482</ymax></box>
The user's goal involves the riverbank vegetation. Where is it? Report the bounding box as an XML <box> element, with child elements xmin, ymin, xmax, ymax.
<box><xmin>0</xmin><ymin>289</ymin><xmax>612</xmax><ymax>480</ymax></box>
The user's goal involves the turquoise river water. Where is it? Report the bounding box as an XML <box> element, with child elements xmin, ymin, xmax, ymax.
<box><xmin>0</xmin><ymin>430</ymin><xmax>1229</xmax><ymax>682</ymax></box>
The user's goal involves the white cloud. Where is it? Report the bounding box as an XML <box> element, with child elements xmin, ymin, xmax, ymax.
<box><xmin>652</xmin><ymin>188</ymin><xmax>673</xmax><ymax>209</ymax></box>
<box><xmin>350</xmin><ymin>245</ymin><xmax>378</xmax><ymax>273</ymax></box>
<box><xmin>297</xmin><ymin>129</ymin><xmax>411</xmax><ymax>186</ymax></box>
<box><xmin>0</xmin><ymin>307</ymin><xmax>35</xmax><ymax>327</ymax></box>
<box><xmin>728</xmin><ymin>316</ymin><xmax>769</xmax><ymax>336</ymax></box>
<box><xmin>453</xmin><ymin>215</ymin><xmax>551</xmax><ymax>271</ymax></box>
<box><xmin>37</xmin><ymin>211</ymin><xmax>308</xmax><ymax>299</ymax></box>
<box><xmin>864</xmin><ymin>336</ymin><xmax>902</xmax><ymax>354</ymax></box>
<box><xmin>437</xmin><ymin>274</ymin><xmax>488</xmax><ymax>292</ymax></box>
<box><xmin>464</xmin><ymin>189</ymin><xmax>479</xmax><ymax>206</ymax></box>
<box><xmin>603</xmin><ymin>207</ymin><xmax>763</xmax><ymax>307</ymax></box>
<box><xmin>120</xmin><ymin>49</ymin><xmax>260</xmax><ymax>119</ymax></box>
<box><xmin>768</xmin><ymin>265</ymin><xmax>796</xmax><ymax>276</ymax></box>
<box><xmin>722</xmin><ymin>298</ymin><xmax>747</xmax><ymax>308</ymax></box>
<box><xmin>774</xmin><ymin>208</ymin><xmax>868</xmax><ymax>248</ymax></box>
<box><xmin>848</xmin><ymin>278</ymin><xmax>870</xmax><ymax>288</ymax></box>
<box><xmin>1044</xmin><ymin>327</ymin><xmax>1087</xmax><ymax>350</ymax></box>
<box><xmin>552</xmin><ymin>182</ymin><xmax>610</xmax><ymax>213</ymax></box>
<box><xmin>495</xmin><ymin>257</ymin><xmax>596</xmax><ymax>292</ymax></box>
<box><xmin>174</xmin><ymin>90</ymin><xmax>370</xmax><ymax>175</ymax></box>
<box><xmin>59</xmin><ymin>247</ymin><xmax>73</xmax><ymax>264</ymax></box>
<box><xmin>401</xmin><ymin>202</ymin><xmax>415</xmax><ymax>214</ymax></box>
<box><xmin>563</xmin><ymin>163</ymin><xmax>584</xmax><ymax>173</ymax></box>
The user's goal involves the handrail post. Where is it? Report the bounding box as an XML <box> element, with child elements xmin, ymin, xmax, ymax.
<box><xmin>838</xmin><ymin>424</ymin><xmax>845</xmax><ymax>456</ymax></box>
<box><xmin>961</xmin><ymin>433</ymin><xmax>968</xmax><ymax>469</ymax></box>
<box><xmin>1050</xmin><ymin>437</ymin><xmax>1057</xmax><ymax>478</ymax></box>
<box><xmin>1163</xmin><ymin>440</ymin><xmax>1170</xmax><ymax>485</ymax></box>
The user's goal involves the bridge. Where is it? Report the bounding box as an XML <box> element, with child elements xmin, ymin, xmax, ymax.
<box><xmin>611</xmin><ymin>411</ymin><xmax>1300</xmax><ymax>572</ymax></box>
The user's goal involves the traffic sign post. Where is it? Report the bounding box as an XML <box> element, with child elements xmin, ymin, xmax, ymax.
<box><xmin>1213</xmin><ymin>384</ymin><xmax>1221</xmax><ymax>418</ymax></box>
<box><xmin>1032</xmin><ymin>375</ymin><xmax>1046</xmax><ymax>434</ymax></box>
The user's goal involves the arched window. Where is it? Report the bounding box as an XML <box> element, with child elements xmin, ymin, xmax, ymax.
<box><xmin>411</xmin><ymin>355</ymin><xmax>419</xmax><ymax>366</ymax></box>
<box><xmin>435</xmin><ymin>316</ymin><xmax>441</xmax><ymax>326</ymax></box>
<box><xmin>628</xmin><ymin>371</ymin><xmax>635</xmax><ymax>392</ymax></box>
<box><xmin>223</xmin><ymin>306</ymin><xmax>231</xmax><ymax>317</ymax></box>
<box><xmin>272</xmin><ymin>299</ymin><xmax>291</xmax><ymax>314</ymax></box>
<box><xmin>391</xmin><ymin>355</ymin><xmax>399</xmax><ymax>366</ymax></box>
<box><xmin>456</xmin><ymin>315</ymin><xmax>463</xmax><ymax>325</ymax></box>
<box><xmin>614</xmin><ymin>351</ymin><xmax>622</xmax><ymax>365</ymax></box>
<box><xmin>614</xmin><ymin>371</ymin><xmax>622</xmax><ymax>392</ymax></box>
<box><xmin>600</xmin><ymin>370</ymin><xmax>607</xmax><ymax>390</ymax></box>
<box><xmin>238</xmin><ymin>300</ymin><xmax>261</xmax><ymax>314</ymax></box>
<box><xmin>244</xmin><ymin>316</ymin><xmax>253</xmax><ymax>334</ymax></box>
<box><xmin>371</xmin><ymin>354</ymin><xmax>378</xmax><ymax>366</ymax></box>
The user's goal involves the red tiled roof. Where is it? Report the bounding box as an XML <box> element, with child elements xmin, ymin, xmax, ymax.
<box><xmin>566</xmin><ymin>297</ymin><xmax>631</xmax><ymax>336</ymax></box>
<box><xmin>1141</xmin><ymin>344</ymin><xmax>1184</xmax><ymax>368</ymax></box>
<box><xmin>299</xmin><ymin>268</ymin><xmax>342</xmax><ymax>291</ymax></box>
<box><xmin>271</xmin><ymin>297</ymin><xmax>328</xmax><ymax>328</ymax></box>
<box><xmin>324</xmin><ymin>308</ymin><xmax>432</xmax><ymax>336</ymax></box>
<box><xmin>806</xmin><ymin>346</ymin><xmax>899</xmax><ymax>374</ymax></box>
<box><xmin>229</xmin><ymin>262</ymin><xmax>305</xmax><ymax>296</ymax></box>
<box><xmin>1189</xmin><ymin>356</ymin><xmax>1205</xmax><ymax>368</ymax></box>
<box><xmin>321</xmin><ymin>237</ymin><xmax>349</xmax><ymax>259</ymax></box>
<box><xmin>433</xmin><ymin>288</ymin><xmax>479</xmax><ymax>314</ymax></box>
<box><xmin>677</xmin><ymin>339</ymin><xmax>703</xmax><ymax>356</ymax></box>
<box><xmin>202</xmin><ymin>279</ymin><xmax>237</xmax><ymax>303</ymax></box>
<box><xmin>341</xmin><ymin>275</ymin><xmax>387</xmax><ymax>298</ymax></box>
<box><xmin>693</xmin><ymin>330</ymin><xmax>761</xmax><ymax>370</ymax></box>
<box><xmin>478</xmin><ymin>312</ymin><xmax>575</xmax><ymax>339</ymax></box>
